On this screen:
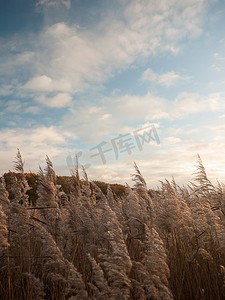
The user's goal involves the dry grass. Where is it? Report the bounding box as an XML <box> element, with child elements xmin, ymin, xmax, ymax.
<box><xmin>0</xmin><ymin>150</ymin><xmax>224</xmax><ymax>299</ymax></box>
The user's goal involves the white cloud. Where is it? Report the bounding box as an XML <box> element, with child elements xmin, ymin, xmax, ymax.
<box><xmin>174</xmin><ymin>92</ymin><xmax>206</xmax><ymax>116</ymax></box>
<box><xmin>0</xmin><ymin>126</ymin><xmax>66</xmax><ymax>147</ymax></box>
<box><xmin>163</xmin><ymin>137</ymin><xmax>182</xmax><ymax>144</ymax></box>
<box><xmin>100</xmin><ymin>114</ymin><xmax>111</xmax><ymax>120</ymax></box>
<box><xmin>36</xmin><ymin>93</ymin><xmax>72</xmax><ymax>108</ymax></box>
<box><xmin>24</xmin><ymin>106</ymin><xmax>40</xmax><ymax>114</ymax></box>
<box><xmin>4</xmin><ymin>100</ymin><xmax>23</xmax><ymax>112</ymax></box>
<box><xmin>214</xmin><ymin>52</ymin><xmax>225</xmax><ymax>61</ymax></box>
<box><xmin>208</xmin><ymin>93</ymin><xmax>225</xmax><ymax>111</ymax></box>
<box><xmin>1</xmin><ymin>0</ymin><xmax>222</xmax><ymax>186</ymax></box>
<box><xmin>16</xmin><ymin>51</ymin><xmax>35</xmax><ymax>64</ymax></box>
<box><xmin>60</xmin><ymin>95</ymin><xmax>168</xmax><ymax>145</ymax></box>
<box><xmin>142</xmin><ymin>68</ymin><xmax>190</xmax><ymax>87</ymax></box>
<box><xmin>67</xmin><ymin>134</ymin><xmax>225</xmax><ymax>187</ymax></box>
<box><xmin>0</xmin><ymin>84</ymin><xmax>17</xmax><ymax>97</ymax></box>
<box><xmin>36</xmin><ymin>0</ymin><xmax>71</xmax><ymax>10</ymax></box>
<box><xmin>61</xmin><ymin>90</ymin><xmax>225</xmax><ymax>148</ymax></box>
<box><xmin>7</xmin><ymin>0</ymin><xmax>211</xmax><ymax>95</ymax></box>
<box><xmin>24</xmin><ymin>75</ymin><xmax>72</xmax><ymax>92</ymax></box>
<box><xmin>123</xmin><ymin>0</ymin><xmax>208</xmax><ymax>45</ymax></box>
<box><xmin>24</xmin><ymin>75</ymin><xmax>52</xmax><ymax>91</ymax></box>
<box><xmin>0</xmin><ymin>125</ymin><xmax>74</xmax><ymax>174</ymax></box>
<box><xmin>62</xmin><ymin>92</ymin><xmax>171</xmax><ymax>143</ymax></box>
<box><xmin>1</xmin><ymin>121</ymin><xmax>225</xmax><ymax>188</ymax></box>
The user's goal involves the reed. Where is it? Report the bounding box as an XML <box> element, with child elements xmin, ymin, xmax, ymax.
<box><xmin>0</xmin><ymin>150</ymin><xmax>224</xmax><ymax>299</ymax></box>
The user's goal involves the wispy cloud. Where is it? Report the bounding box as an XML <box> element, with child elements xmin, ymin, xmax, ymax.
<box><xmin>0</xmin><ymin>125</ymin><xmax>75</xmax><ymax>173</ymax></box>
<box><xmin>23</xmin><ymin>75</ymin><xmax>72</xmax><ymax>92</ymax></box>
<box><xmin>1</xmin><ymin>0</ymin><xmax>211</xmax><ymax>98</ymax></box>
<box><xmin>163</xmin><ymin>137</ymin><xmax>182</xmax><ymax>144</ymax></box>
<box><xmin>61</xmin><ymin>90</ymin><xmax>217</xmax><ymax>146</ymax></box>
<box><xmin>24</xmin><ymin>106</ymin><xmax>41</xmax><ymax>114</ymax></box>
<box><xmin>36</xmin><ymin>0</ymin><xmax>71</xmax><ymax>10</ymax></box>
<box><xmin>36</xmin><ymin>93</ymin><xmax>73</xmax><ymax>108</ymax></box>
<box><xmin>214</xmin><ymin>52</ymin><xmax>225</xmax><ymax>61</ymax></box>
<box><xmin>142</xmin><ymin>68</ymin><xmax>190</xmax><ymax>87</ymax></box>
<box><xmin>0</xmin><ymin>0</ymin><xmax>223</xmax><ymax>186</ymax></box>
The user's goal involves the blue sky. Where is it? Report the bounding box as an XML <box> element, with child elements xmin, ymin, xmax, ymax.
<box><xmin>1</xmin><ymin>0</ymin><xmax>225</xmax><ymax>187</ymax></box>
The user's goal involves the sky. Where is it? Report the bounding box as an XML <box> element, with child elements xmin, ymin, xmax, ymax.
<box><xmin>1</xmin><ymin>0</ymin><xmax>225</xmax><ymax>188</ymax></box>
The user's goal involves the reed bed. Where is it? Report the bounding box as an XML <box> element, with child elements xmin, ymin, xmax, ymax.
<box><xmin>0</xmin><ymin>151</ymin><xmax>224</xmax><ymax>299</ymax></box>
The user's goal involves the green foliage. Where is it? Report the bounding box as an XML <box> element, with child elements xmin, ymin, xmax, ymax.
<box><xmin>56</xmin><ymin>176</ymin><xmax>73</xmax><ymax>195</ymax></box>
<box><xmin>93</xmin><ymin>180</ymin><xmax>126</xmax><ymax>197</ymax></box>
<box><xmin>25</xmin><ymin>173</ymin><xmax>39</xmax><ymax>205</ymax></box>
